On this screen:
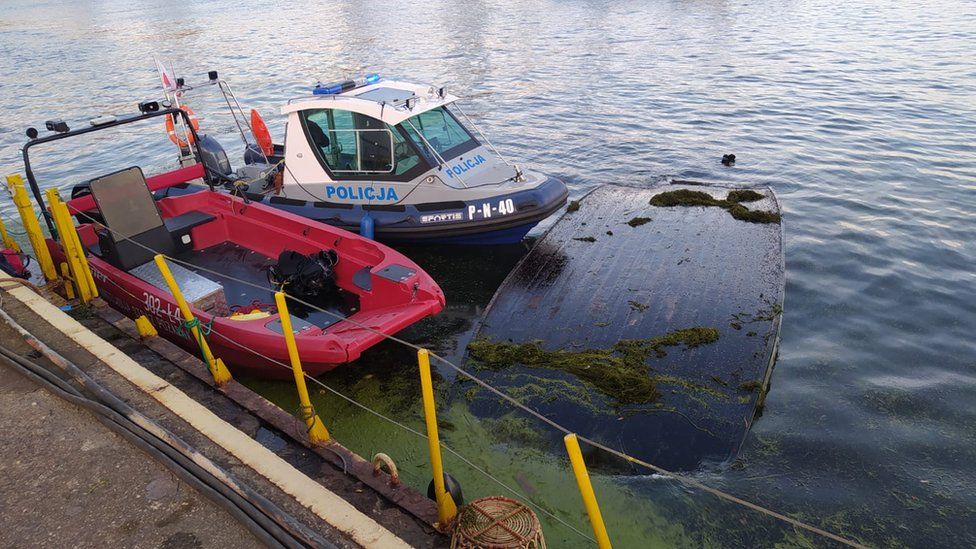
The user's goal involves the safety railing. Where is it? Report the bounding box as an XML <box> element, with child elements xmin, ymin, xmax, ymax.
<box><xmin>0</xmin><ymin>172</ymin><xmax>869</xmax><ymax>549</ymax></box>
<box><xmin>5</xmin><ymin>174</ymin><xmax>56</xmax><ymax>281</ymax></box>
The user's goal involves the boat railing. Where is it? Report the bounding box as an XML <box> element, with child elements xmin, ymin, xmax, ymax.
<box><xmin>20</xmin><ymin>107</ymin><xmax>211</xmax><ymax>236</ymax></box>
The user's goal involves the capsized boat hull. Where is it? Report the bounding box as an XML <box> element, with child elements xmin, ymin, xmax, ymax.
<box><xmin>469</xmin><ymin>183</ymin><xmax>785</xmax><ymax>470</ymax></box>
<box><xmin>159</xmin><ymin>176</ymin><xmax>568</xmax><ymax>245</ymax></box>
<box><xmin>56</xmin><ymin>190</ymin><xmax>444</xmax><ymax>379</ymax></box>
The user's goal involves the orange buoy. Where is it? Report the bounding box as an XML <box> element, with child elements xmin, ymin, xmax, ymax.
<box><xmin>165</xmin><ymin>106</ymin><xmax>199</xmax><ymax>148</ymax></box>
<box><xmin>250</xmin><ymin>109</ymin><xmax>274</xmax><ymax>157</ymax></box>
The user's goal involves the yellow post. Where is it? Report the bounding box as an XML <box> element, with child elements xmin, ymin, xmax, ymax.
<box><xmin>135</xmin><ymin>315</ymin><xmax>158</xmax><ymax>338</ymax></box>
<box><xmin>273</xmin><ymin>291</ymin><xmax>330</xmax><ymax>444</ymax></box>
<box><xmin>46</xmin><ymin>188</ymin><xmax>92</xmax><ymax>302</ymax></box>
<box><xmin>59</xmin><ymin>197</ymin><xmax>97</xmax><ymax>299</ymax></box>
<box><xmin>564</xmin><ymin>433</ymin><xmax>612</xmax><ymax>549</ymax></box>
<box><xmin>59</xmin><ymin>263</ymin><xmax>76</xmax><ymax>300</ymax></box>
<box><xmin>418</xmin><ymin>348</ymin><xmax>458</xmax><ymax>528</ymax></box>
<box><xmin>0</xmin><ymin>216</ymin><xmax>21</xmax><ymax>252</ymax></box>
<box><xmin>5</xmin><ymin>174</ymin><xmax>56</xmax><ymax>281</ymax></box>
<box><xmin>153</xmin><ymin>254</ymin><xmax>232</xmax><ymax>386</ymax></box>
<box><xmin>48</xmin><ymin>189</ymin><xmax>98</xmax><ymax>299</ymax></box>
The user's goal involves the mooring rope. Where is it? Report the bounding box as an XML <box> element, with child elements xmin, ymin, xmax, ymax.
<box><xmin>63</xmin><ymin>207</ymin><xmax>866</xmax><ymax>548</ymax></box>
<box><xmin>175</xmin><ymin>315</ymin><xmax>215</xmax><ymax>364</ymax></box>
<box><xmin>75</xmin><ymin>271</ymin><xmax>593</xmax><ymax>541</ymax></box>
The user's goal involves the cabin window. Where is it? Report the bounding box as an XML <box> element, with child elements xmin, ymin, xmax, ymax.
<box><xmin>301</xmin><ymin>110</ymin><xmax>395</xmax><ymax>173</ymax></box>
<box><xmin>401</xmin><ymin>106</ymin><xmax>479</xmax><ymax>162</ymax></box>
<box><xmin>391</xmin><ymin>123</ymin><xmax>421</xmax><ymax>175</ymax></box>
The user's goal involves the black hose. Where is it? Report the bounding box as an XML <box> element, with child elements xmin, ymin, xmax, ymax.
<box><xmin>0</xmin><ymin>335</ymin><xmax>331</xmax><ymax>548</ymax></box>
<box><xmin>0</xmin><ymin>346</ymin><xmax>287</xmax><ymax>549</ymax></box>
<box><xmin>0</xmin><ymin>303</ymin><xmax>336</xmax><ymax>547</ymax></box>
<box><xmin>0</xmin><ymin>344</ymin><xmax>337</xmax><ymax>549</ymax></box>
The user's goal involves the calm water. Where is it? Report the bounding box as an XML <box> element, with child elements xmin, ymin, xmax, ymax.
<box><xmin>2</xmin><ymin>1</ymin><xmax>975</xmax><ymax>547</ymax></box>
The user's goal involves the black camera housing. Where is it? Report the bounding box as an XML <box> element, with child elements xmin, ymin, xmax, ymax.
<box><xmin>138</xmin><ymin>100</ymin><xmax>160</xmax><ymax>113</ymax></box>
<box><xmin>45</xmin><ymin>119</ymin><xmax>70</xmax><ymax>133</ymax></box>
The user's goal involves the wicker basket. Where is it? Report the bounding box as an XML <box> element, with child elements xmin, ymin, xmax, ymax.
<box><xmin>451</xmin><ymin>496</ymin><xmax>546</xmax><ymax>549</ymax></box>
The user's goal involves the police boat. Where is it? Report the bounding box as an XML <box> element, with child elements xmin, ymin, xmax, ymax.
<box><xmin>25</xmin><ymin>105</ymin><xmax>445</xmax><ymax>379</ymax></box>
<box><xmin>158</xmin><ymin>72</ymin><xmax>568</xmax><ymax>245</ymax></box>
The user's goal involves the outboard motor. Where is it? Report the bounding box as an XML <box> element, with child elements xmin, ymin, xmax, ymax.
<box><xmin>196</xmin><ymin>134</ymin><xmax>233</xmax><ymax>182</ymax></box>
<box><xmin>198</xmin><ymin>134</ymin><xmax>275</xmax><ymax>190</ymax></box>
<box><xmin>268</xmin><ymin>249</ymin><xmax>340</xmax><ymax>307</ymax></box>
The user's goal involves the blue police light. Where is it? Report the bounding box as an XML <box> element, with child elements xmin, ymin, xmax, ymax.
<box><xmin>313</xmin><ymin>82</ymin><xmax>345</xmax><ymax>95</ymax></box>
<box><xmin>313</xmin><ymin>73</ymin><xmax>381</xmax><ymax>95</ymax></box>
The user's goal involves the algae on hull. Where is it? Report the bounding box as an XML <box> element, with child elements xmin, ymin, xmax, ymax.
<box><xmin>726</xmin><ymin>189</ymin><xmax>765</xmax><ymax>203</ymax></box>
<box><xmin>649</xmin><ymin>188</ymin><xmax>781</xmax><ymax>224</ymax></box>
<box><xmin>467</xmin><ymin>327</ymin><xmax>720</xmax><ymax>405</ymax></box>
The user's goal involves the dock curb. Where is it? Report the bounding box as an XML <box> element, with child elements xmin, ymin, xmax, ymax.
<box><xmin>2</xmin><ymin>282</ymin><xmax>411</xmax><ymax>549</ymax></box>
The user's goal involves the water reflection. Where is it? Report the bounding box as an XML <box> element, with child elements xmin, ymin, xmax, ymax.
<box><xmin>3</xmin><ymin>0</ymin><xmax>976</xmax><ymax>545</ymax></box>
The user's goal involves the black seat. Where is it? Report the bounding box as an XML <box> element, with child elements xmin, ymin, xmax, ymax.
<box><xmin>87</xmin><ymin>166</ymin><xmax>183</xmax><ymax>271</ymax></box>
<box><xmin>306</xmin><ymin>120</ymin><xmax>330</xmax><ymax>150</ymax></box>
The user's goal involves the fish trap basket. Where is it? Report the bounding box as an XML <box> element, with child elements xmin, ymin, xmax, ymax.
<box><xmin>451</xmin><ymin>496</ymin><xmax>546</xmax><ymax>549</ymax></box>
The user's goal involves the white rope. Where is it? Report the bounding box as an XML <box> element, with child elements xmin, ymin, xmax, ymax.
<box><xmin>88</xmin><ymin>271</ymin><xmax>592</xmax><ymax>541</ymax></box>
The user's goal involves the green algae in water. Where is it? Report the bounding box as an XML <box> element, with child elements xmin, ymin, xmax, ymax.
<box><xmin>628</xmin><ymin>300</ymin><xmax>649</xmax><ymax>312</ymax></box>
<box><xmin>739</xmin><ymin>380</ymin><xmax>764</xmax><ymax>392</ymax></box>
<box><xmin>627</xmin><ymin>216</ymin><xmax>652</xmax><ymax>227</ymax></box>
<box><xmin>566</xmin><ymin>199</ymin><xmax>581</xmax><ymax>213</ymax></box>
<box><xmin>481</xmin><ymin>414</ymin><xmax>549</xmax><ymax>450</ymax></box>
<box><xmin>648</xmin><ymin>188</ymin><xmax>781</xmax><ymax>224</ymax></box>
<box><xmin>467</xmin><ymin>327</ymin><xmax>720</xmax><ymax>405</ymax></box>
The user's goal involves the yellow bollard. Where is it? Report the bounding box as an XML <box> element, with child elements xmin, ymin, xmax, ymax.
<box><xmin>59</xmin><ymin>198</ymin><xmax>98</xmax><ymax>300</ymax></box>
<box><xmin>273</xmin><ymin>291</ymin><xmax>330</xmax><ymax>444</ymax></box>
<box><xmin>0</xmin><ymin>216</ymin><xmax>21</xmax><ymax>253</ymax></box>
<box><xmin>418</xmin><ymin>348</ymin><xmax>458</xmax><ymax>528</ymax></box>
<box><xmin>564</xmin><ymin>434</ymin><xmax>613</xmax><ymax>549</ymax></box>
<box><xmin>153</xmin><ymin>254</ymin><xmax>232</xmax><ymax>386</ymax></box>
<box><xmin>59</xmin><ymin>263</ymin><xmax>76</xmax><ymax>300</ymax></box>
<box><xmin>46</xmin><ymin>188</ymin><xmax>92</xmax><ymax>302</ymax></box>
<box><xmin>135</xmin><ymin>315</ymin><xmax>158</xmax><ymax>338</ymax></box>
<box><xmin>47</xmin><ymin>189</ymin><xmax>98</xmax><ymax>300</ymax></box>
<box><xmin>5</xmin><ymin>174</ymin><xmax>56</xmax><ymax>281</ymax></box>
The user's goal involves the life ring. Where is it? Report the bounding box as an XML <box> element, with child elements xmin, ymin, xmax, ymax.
<box><xmin>165</xmin><ymin>106</ymin><xmax>199</xmax><ymax>148</ymax></box>
<box><xmin>250</xmin><ymin>108</ymin><xmax>274</xmax><ymax>157</ymax></box>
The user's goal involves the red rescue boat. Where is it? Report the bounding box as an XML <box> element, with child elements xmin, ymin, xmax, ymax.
<box><xmin>23</xmin><ymin>107</ymin><xmax>444</xmax><ymax>378</ymax></box>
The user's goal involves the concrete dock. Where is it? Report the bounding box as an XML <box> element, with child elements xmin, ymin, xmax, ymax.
<box><xmin>0</xmin><ymin>281</ymin><xmax>446</xmax><ymax>548</ymax></box>
<box><xmin>0</xmin><ymin>318</ymin><xmax>260</xmax><ymax>548</ymax></box>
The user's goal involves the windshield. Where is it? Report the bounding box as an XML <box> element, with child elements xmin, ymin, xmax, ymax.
<box><xmin>401</xmin><ymin>106</ymin><xmax>479</xmax><ymax>162</ymax></box>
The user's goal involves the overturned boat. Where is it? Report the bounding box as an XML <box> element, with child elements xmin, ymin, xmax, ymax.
<box><xmin>467</xmin><ymin>183</ymin><xmax>785</xmax><ymax>470</ymax></box>
<box><xmin>154</xmin><ymin>72</ymin><xmax>568</xmax><ymax>245</ymax></box>
<box><xmin>23</xmin><ymin>106</ymin><xmax>445</xmax><ymax>378</ymax></box>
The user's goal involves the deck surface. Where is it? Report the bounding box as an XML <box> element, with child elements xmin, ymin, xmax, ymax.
<box><xmin>471</xmin><ymin>183</ymin><xmax>785</xmax><ymax>470</ymax></box>
<box><xmin>176</xmin><ymin>242</ymin><xmax>353</xmax><ymax>327</ymax></box>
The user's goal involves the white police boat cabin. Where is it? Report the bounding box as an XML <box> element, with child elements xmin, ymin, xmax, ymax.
<box><xmin>233</xmin><ymin>74</ymin><xmax>568</xmax><ymax>245</ymax></box>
